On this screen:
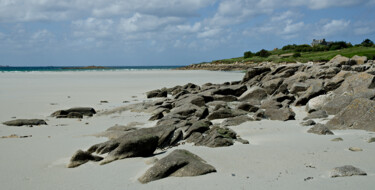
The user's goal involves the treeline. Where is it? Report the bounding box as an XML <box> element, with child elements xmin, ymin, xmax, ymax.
<box><xmin>243</xmin><ymin>39</ymin><xmax>374</xmax><ymax>59</ymax></box>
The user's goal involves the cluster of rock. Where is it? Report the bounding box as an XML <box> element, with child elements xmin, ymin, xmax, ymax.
<box><xmin>66</xmin><ymin>54</ymin><xmax>374</xmax><ymax>183</ymax></box>
<box><xmin>51</xmin><ymin>107</ymin><xmax>96</xmax><ymax>118</ymax></box>
<box><xmin>175</xmin><ymin>63</ymin><xmax>255</xmax><ymax>71</ymax></box>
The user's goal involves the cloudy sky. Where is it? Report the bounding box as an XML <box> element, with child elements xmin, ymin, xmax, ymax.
<box><xmin>0</xmin><ymin>0</ymin><xmax>374</xmax><ymax>66</ymax></box>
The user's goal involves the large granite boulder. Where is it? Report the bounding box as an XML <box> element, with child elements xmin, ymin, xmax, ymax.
<box><xmin>51</xmin><ymin>107</ymin><xmax>96</xmax><ymax>118</ymax></box>
<box><xmin>327</xmin><ymin>55</ymin><xmax>349</xmax><ymax>66</ymax></box>
<box><xmin>236</xmin><ymin>102</ymin><xmax>259</xmax><ymax>112</ymax></box>
<box><xmin>221</xmin><ymin>115</ymin><xmax>254</xmax><ymax>127</ymax></box>
<box><xmin>330</xmin><ymin>165</ymin><xmax>367</xmax><ymax>178</ymax></box>
<box><xmin>206</xmin><ymin>107</ymin><xmax>247</xmax><ymax>120</ymax></box>
<box><xmin>174</xmin><ymin>94</ymin><xmax>207</xmax><ymax>107</ymax></box>
<box><xmin>67</xmin><ymin>150</ymin><xmax>103</xmax><ymax>168</ymax></box>
<box><xmin>184</xmin><ymin>119</ymin><xmax>212</xmax><ymax>139</ymax></box>
<box><xmin>3</xmin><ymin>119</ymin><xmax>47</xmax><ymax>126</ymax></box>
<box><xmin>262</xmin><ymin>78</ymin><xmax>284</xmax><ymax>95</ymax></box>
<box><xmin>138</xmin><ymin>149</ymin><xmax>216</xmax><ymax>184</ymax></box>
<box><xmin>170</xmin><ymin>103</ymin><xmax>209</xmax><ymax>119</ymax></box>
<box><xmin>303</xmin><ymin>110</ymin><xmax>328</xmax><ymax>120</ymax></box>
<box><xmin>294</xmin><ymin>79</ymin><xmax>325</xmax><ymax>106</ymax></box>
<box><xmin>350</xmin><ymin>55</ymin><xmax>367</xmax><ymax>65</ymax></box>
<box><xmin>326</xmin><ymin>98</ymin><xmax>375</xmax><ymax>132</ymax></box>
<box><xmin>238</xmin><ymin>86</ymin><xmax>268</xmax><ymax>105</ymax></box>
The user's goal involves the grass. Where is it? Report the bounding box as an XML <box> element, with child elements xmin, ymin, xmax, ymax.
<box><xmin>210</xmin><ymin>46</ymin><xmax>375</xmax><ymax>64</ymax></box>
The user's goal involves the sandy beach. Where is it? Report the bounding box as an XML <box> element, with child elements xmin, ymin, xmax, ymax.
<box><xmin>0</xmin><ymin>69</ymin><xmax>374</xmax><ymax>190</ymax></box>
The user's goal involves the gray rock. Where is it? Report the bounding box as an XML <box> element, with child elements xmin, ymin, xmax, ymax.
<box><xmin>170</xmin><ymin>103</ymin><xmax>209</xmax><ymax>120</ymax></box>
<box><xmin>149</xmin><ymin>111</ymin><xmax>164</xmax><ymax>121</ymax></box>
<box><xmin>330</xmin><ymin>165</ymin><xmax>366</xmax><ymax>178</ymax></box>
<box><xmin>184</xmin><ymin>119</ymin><xmax>212</xmax><ymax>139</ymax></box>
<box><xmin>351</xmin><ymin>55</ymin><xmax>367</xmax><ymax>65</ymax></box>
<box><xmin>221</xmin><ymin>115</ymin><xmax>254</xmax><ymax>127</ymax></box>
<box><xmin>212</xmin><ymin>95</ymin><xmax>238</xmax><ymax>102</ymax></box>
<box><xmin>236</xmin><ymin>102</ymin><xmax>259</xmax><ymax>112</ymax></box>
<box><xmin>138</xmin><ymin>149</ymin><xmax>216</xmax><ymax>184</ymax></box>
<box><xmin>242</xmin><ymin>67</ymin><xmax>271</xmax><ymax>83</ymax></box>
<box><xmin>300</xmin><ymin>120</ymin><xmax>316</xmax><ymax>126</ymax></box>
<box><xmin>52</xmin><ymin>107</ymin><xmax>96</xmax><ymax>118</ymax></box>
<box><xmin>147</xmin><ymin>89</ymin><xmax>167</xmax><ymax>98</ymax></box>
<box><xmin>326</xmin><ymin>98</ymin><xmax>375</xmax><ymax>132</ymax></box>
<box><xmin>207</xmin><ymin>108</ymin><xmax>247</xmax><ymax>120</ymax></box>
<box><xmin>294</xmin><ymin>79</ymin><xmax>325</xmax><ymax>106</ymax></box>
<box><xmin>67</xmin><ymin>150</ymin><xmax>103</xmax><ymax>168</ymax></box>
<box><xmin>303</xmin><ymin>110</ymin><xmax>328</xmax><ymax>120</ymax></box>
<box><xmin>260</xmin><ymin>99</ymin><xmax>282</xmax><ymax>109</ymax></box>
<box><xmin>327</xmin><ymin>55</ymin><xmax>350</xmax><ymax>67</ymax></box>
<box><xmin>174</xmin><ymin>94</ymin><xmax>207</xmax><ymax>107</ymax></box>
<box><xmin>264</xmin><ymin>108</ymin><xmax>295</xmax><ymax>121</ymax></box>
<box><xmin>189</xmin><ymin>126</ymin><xmax>237</xmax><ymax>147</ymax></box>
<box><xmin>238</xmin><ymin>86</ymin><xmax>268</xmax><ymax>105</ymax></box>
<box><xmin>212</xmin><ymin>85</ymin><xmax>247</xmax><ymax>97</ymax></box>
<box><xmin>289</xmin><ymin>83</ymin><xmax>309</xmax><ymax>94</ymax></box>
<box><xmin>262</xmin><ymin>78</ymin><xmax>284</xmax><ymax>95</ymax></box>
<box><xmin>331</xmin><ymin>137</ymin><xmax>343</xmax><ymax>142</ymax></box>
<box><xmin>3</xmin><ymin>119</ymin><xmax>47</xmax><ymax>126</ymax></box>
<box><xmin>307</xmin><ymin>124</ymin><xmax>334</xmax><ymax>135</ymax></box>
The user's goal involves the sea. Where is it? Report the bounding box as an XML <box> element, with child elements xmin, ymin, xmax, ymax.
<box><xmin>0</xmin><ymin>66</ymin><xmax>181</xmax><ymax>72</ymax></box>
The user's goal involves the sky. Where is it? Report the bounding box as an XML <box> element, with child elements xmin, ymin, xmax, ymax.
<box><xmin>0</xmin><ymin>0</ymin><xmax>374</xmax><ymax>66</ymax></box>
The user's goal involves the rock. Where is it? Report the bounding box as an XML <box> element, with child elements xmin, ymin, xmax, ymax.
<box><xmin>242</xmin><ymin>67</ymin><xmax>271</xmax><ymax>83</ymax></box>
<box><xmin>262</xmin><ymin>78</ymin><xmax>284</xmax><ymax>95</ymax></box>
<box><xmin>144</xmin><ymin>157</ymin><xmax>159</xmax><ymax>165</ymax></box>
<box><xmin>289</xmin><ymin>83</ymin><xmax>309</xmax><ymax>94</ymax></box>
<box><xmin>67</xmin><ymin>150</ymin><xmax>103</xmax><ymax>168</ymax></box>
<box><xmin>206</xmin><ymin>108</ymin><xmax>247</xmax><ymax>120</ymax></box>
<box><xmin>174</xmin><ymin>94</ymin><xmax>207</xmax><ymax>107</ymax></box>
<box><xmin>52</xmin><ymin>107</ymin><xmax>96</xmax><ymax>117</ymax></box>
<box><xmin>170</xmin><ymin>103</ymin><xmax>209</xmax><ymax>120</ymax></box>
<box><xmin>236</xmin><ymin>102</ymin><xmax>259</xmax><ymax>112</ymax></box>
<box><xmin>307</xmin><ymin>124</ymin><xmax>334</xmax><ymax>135</ymax></box>
<box><xmin>294</xmin><ymin>79</ymin><xmax>325</xmax><ymax>106</ymax></box>
<box><xmin>146</xmin><ymin>89</ymin><xmax>167</xmax><ymax>98</ymax></box>
<box><xmin>3</xmin><ymin>119</ymin><xmax>47</xmax><ymax>126</ymax></box>
<box><xmin>87</xmin><ymin>134</ymin><xmax>159</xmax><ymax>165</ymax></box>
<box><xmin>300</xmin><ymin>120</ymin><xmax>316</xmax><ymax>126</ymax></box>
<box><xmin>330</xmin><ymin>165</ymin><xmax>366</xmax><ymax>178</ymax></box>
<box><xmin>182</xmin><ymin>83</ymin><xmax>201</xmax><ymax>92</ymax></box>
<box><xmin>184</xmin><ymin>119</ymin><xmax>212</xmax><ymax>139</ymax></box>
<box><xmin>190</xmin><ymin>126</ymin><xmax>237</xmax><ymax>147</ymax></box>
<box><xmin>327</xmin><ymin>55</ymin><xmax>350</xmax><ymax>66</ymax></box>
<box><xmin>149</xmin><ymin>112</ymin><xmax>164</xmax><ymax>121</ymax></box>
<box><xmin>271</xmin><ymin>93</ymin><xmax>295</xmax><ymax>103</ymax></box>
<box><xmin>326</xmin><ymin>98</ymin><xmax>375</xmax><ymax>132</ymax></box>
<box><xmin>236</xmin><ymin>138</ymin><xmax>250</xmax><ymax>144</ymax></box>
<box><xmin>306</xmin><ymin>93</ymin><xmax>335</xmax><ymax>112</ymax></box>
<box><xmin>212</xmin><ymin>95</ymin><xmax>238</xmax><ymax>102</ymax></box>
<box><xmin>138</xmin><ymin>149</ymin><xmax>216</xmax><ymax>184</ymax></box>
<box><xmin>323</xmin><ymin>71</ymin><xmax>354</xmax><ymax>91</ymax></box>
<box><xmin>238</xmin><ymin>86</ymin><xmax>268</xmax><ymax>105</ymax></box>
<box><xmin>264</xmin><ymin>108</ymin><xmax>295</xmax><ymax>121</ymax></box>
<box><xmin>221</xmin><ymin>115</ymin><xmax>254</xmax><ymax>127</ymax></box>
<box><xmin>260</xmin><ymin>99</ymin><xmax>282</xmax><ymax>109</ymax></box>
<box><xmin>351</xmin><ymin>55</ymin><xmax>367</xmax><ymax>65</ymax></box>
<box><xmin>331</xmin><ymin>137</ymin><xmax>343</xmax><ymax>142</ymax></box>
<box><xmin>66</xmin><ymin>112</ymin><xmax>83</xmax><ymax>118</ymax></box>
<box><xmin>303</xmin><ymin>110</ymin><xmax>328</xmax><ymax>120</ymax></box>
<box><xmin>368</xmin><ymin>137</ymin><xmax>375</xmax><ymax>143</ymax></box>
<box><xmin>212</xmin><ymin>85</ymin><xmax>247</xmax><ymax>97</ymax></box>
<box><xmin>348</xmin><ymin>147</ymin><xmax>363</xmax><ymax>152</ymax></box>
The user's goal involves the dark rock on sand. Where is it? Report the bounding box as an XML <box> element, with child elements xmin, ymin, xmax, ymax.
<box><xmin>303</xmin><ymin>110</ymin><xmax>328</xmax><ymax>120</ymax></box>
<box><xmin>87</xmin><ymin>133</ymin><xmax>159</xmax><ymax>165</ymax></box>
<box><xmin>236</xmin><ymin>102</ymin><xmax>259</xmax><ymax>112</ymax></box>
<box><xmin>264</xmin><ymin>108</ymin><xmax>295</xmax><ymax>121</ymax></box>
<box><xmin>52</xmin><ymin>107</ymin><xmax>96</xmax><ymax>118</ymax></box>
<box><xmin>3</xmin><ymin>119</ymin><xmax>47</xmax><ymax>126</ymax></box>
<box><xmin>238</xmin><ymin>86</ymin><xmax>268</xmax><ymax>105</ymax></box>
<box><xmin>326</xmin><ymin>98</ymin><xmax>375</xmax><ymax>132</ymax></box>
<box><xmin>207</xmin><ymin>108</ymin><xmax>247</xmax><ymax>120</ymax></box>
<box><xmin>212</xmin><ymin>85</ymin><xmax>247</xmax><ymax>97</ymax></box>
<box><xmin>146</xmin><ymin>89</ymin><xmax>167</xmax><ymax>98</ymax></box>
<box><xmin>221</xmin><ymin>115</ymin><xmax>254</xmax><ymax>127</ymax></box>
<box><xmin>330</xmin><ymin>165</ymin><xmax>367</xmax><ymax>178</ymax></box>
<box><xmin>307</xmin><ymin>124</ymin><xmax>334</xmax><ymax>135</ymax></box>
<box><xmin>188</xmin><ymin>126</ymin><xmax>237</xmax><ymax>147</ymax></box>
<box><xmin>300</xmin><ymin>120</ymin><xmax>316</xmax><ymax>126</ymax></box>
<box><xmin>67</xmin><ymin>150</ymin><xmax>103</xmax><ymax>168</ymax></box>
<box><xmin>138</xmin><ymin>149</ymin><xmax>216</xmax><ymax>184</ymax></box>
<box><xmin>242</xmin><ymin>67</ymin><xmax>271</xmax><ymax>83</ymax></box>
<box><xmin>184</xmin><ymin>119</ymin><xmax>212</xmax><ymax>139</ymax></box>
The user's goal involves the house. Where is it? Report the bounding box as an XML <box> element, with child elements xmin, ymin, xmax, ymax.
<box><xmin>311</xmin><ymin>39</ymin><xmax>332</xmax><ymax>46</ymax></box>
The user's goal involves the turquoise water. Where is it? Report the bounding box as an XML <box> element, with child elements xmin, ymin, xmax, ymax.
<box><xmin>0</xmin><ymin>66</ymin><xmax>181</xmax><ymax>72</ymax></box>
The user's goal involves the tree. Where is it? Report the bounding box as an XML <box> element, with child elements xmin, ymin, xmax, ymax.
<box><xmin>255</xmin><ymin>49</ymin><xmax>271</xmax><ymax>57</ymax></box>
<box><xmin>361</xmin><ymin>39</ymin><xmax>374</xmax><ymax>47</ymax></box>
<box><xmin>293</xmin><ymin>52</ymin><xmax>301</xmax><ymax>57</ymax></box>
<box><xmin>244</xmin><ymin>51</ymin><xmax>254</xmax><ymax>58</ymax></box>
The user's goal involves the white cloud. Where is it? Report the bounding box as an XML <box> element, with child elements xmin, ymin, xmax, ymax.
<box><xmin>118</xmin><ymin>13</ymin><xmax>182</xmax><ymax>33</ymax></box>
<box><xmin>314</xmin><ymin>19</ymin><xmax>350</xmax><ymax>37</ymax></box>
<box><xmin>31</xmin><ymin>29</ymin><xmax>54</xmax><ymax>42</ymax></box>
<box><xmin>72</xmin><ymin>17</ymin><xmax>114</xmax><ymax>38</ymax></box>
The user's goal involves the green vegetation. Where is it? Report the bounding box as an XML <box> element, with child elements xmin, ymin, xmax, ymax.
<box><xmin>211</xmin><ymin>39</ymin><xmax>375</xmax><ymax>64</ymax></box>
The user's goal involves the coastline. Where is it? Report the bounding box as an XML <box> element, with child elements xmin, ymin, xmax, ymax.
<box><xmin>1</xmin><ymin>67</ymin><xmax>375</xmax><ymax>190</ymax></box>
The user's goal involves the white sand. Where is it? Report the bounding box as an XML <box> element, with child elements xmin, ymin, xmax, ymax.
<box><xmin>0</xmin><ymin>70</ymin><xmax>374</xmax><ymax>190</ymax></box>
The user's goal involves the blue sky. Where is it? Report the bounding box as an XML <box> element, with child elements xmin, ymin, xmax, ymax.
<box><xmin>0</xmin><ymin>0</ymin><xmax>374</xmax><ymax>66</ymax></box>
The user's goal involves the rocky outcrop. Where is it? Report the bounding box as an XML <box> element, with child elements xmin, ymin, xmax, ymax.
<box><xmin>138</xmin><ymin>149</ymin><xmax>216</xmax><ymax>183</ymax></box>
<box><xmin>307</xmin><ymin>124</ymin><xmax>334</xmax><ymax>135</ymax></box>
<box><xmin>3</xmin><ymin>119</ymin><xmax>47</xmax><ymax>126</ymax></box>
<box><xmin>264</xmin><ymin>108</ymin><xmax>295</xmax><ymax>121</ymax></box>
<box><xmin>147</xmin><ymin>89</ymin><xmax>168</xmax><ymax>98</ymax></box>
